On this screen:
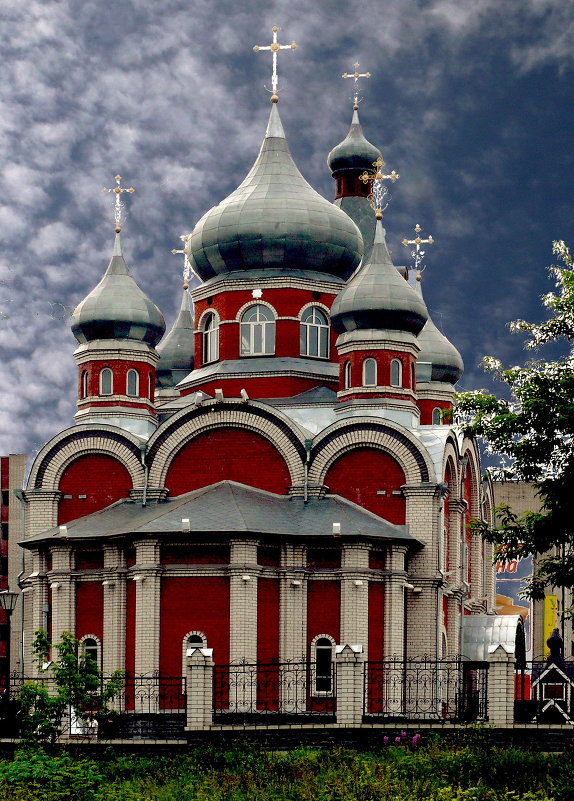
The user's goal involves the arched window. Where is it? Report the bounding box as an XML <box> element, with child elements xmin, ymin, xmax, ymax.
<box><xmin>81</xmin><ymin>370</ymin><xmax>88</xmax><ymax>399</ymax></box>
<box><xmin>126</xmin><ymin>369</ymin><xmax>139</xmax><ymax>397</ymax></box>
<box><xmin>182</xmin><ymin>632</ymin><xmax>207</xmax><ymax>678</ymax></box>
<box><xmin>99</xmin><ymin>368</ymin><xmax>113</xmax><ymax>396</ymax></box>
<box><xmin>148</xmin><ymin>373</ymin><xmax>153</xmax><ymax>399</ymax></box>
<box><xmin>240</xmin><ymin>304</ymin><xmax>275</xmax><ymax>356</ymax></box>
<box><xmin>81</xmin><ymin>636</ymin><xmax>100</xmax><ymax>668</ymax></box>
<box><xmin>313</xmin><ymin>635</ymin><xmax>335</xmax><ymax>694</ymax></box>
<box><xmin>363</xmin><ymin>357</ymin><xmax>377</xmax><ymax>386</ymax></box>
<box><xmin>344</xmin><ymin>361</ymin><xmax>351</xmax><ymax>389</ymax></box>
<box><xmin>432</xmin><ymin>407</ymin><xmax>442</xmax><ymax>425</ymax></box>
<box><xmin>202</xmin><ymin>312</ymin><xmax>219</xmax><ymax>364</ymax></box>
<box><xmin>411</xmin><ymin>363</ymin><xmax>415</xmax><ymax>390</ymax></box>
<box><xmin>300</xmin><ymin>306</ymin><xmax>329</xmax><ymax>358</ymax></box>
<box><xmin>390</xmin><ymin>359</ymin><xmax>402</xmax><ymax>387</ymax></box>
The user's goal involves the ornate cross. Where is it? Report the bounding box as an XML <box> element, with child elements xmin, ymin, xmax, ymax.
<box><xmin>253</xmin><ymin>26</ymin><xmax>297</xmax><ymax>102</ymax></box>
<box><xmin>102</xmin><ymin>174</ymin><xmax>135</xmax><ymax>232</ymax></box>
<box><xmin>359</xmin><ymin>156</ymin><xmax>400</xmax><ymax>219</ymax></box>
<box><xmin>171</xmin><ymin>233</ymin><xmax>195</xmax><ymax>288</ymax></box>
<box><xmin>342</xmin><ymin>62</ymin><xmax>371</xmax><ymax>109</ymax></box>
<box><xmin>402</xmin><ymin>224</ymin><xmax>434</xmax><ymax>276</ymax></box>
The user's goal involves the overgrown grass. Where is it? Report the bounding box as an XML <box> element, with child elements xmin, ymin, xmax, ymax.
<box><xmin>0</xmin><ymin>735</ymin><xmax>570</xmax><ymax>801</ymax></box>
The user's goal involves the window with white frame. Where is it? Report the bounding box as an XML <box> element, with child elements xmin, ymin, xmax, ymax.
<box><xmin>390</xmin><ymin>358</ymin><xmax>402</xmax><ymax>387</ymax></box>
<box><xmin>148</xmin><ymin>372</ymin><xmax>153</xmax><ymax>399</ymax></box>
<box><xmin>300</xmin><ymin>306</ymin><xmax>329</xmax><ymax>358</ymax></box>
<box><xmin>363</xmin><ymin>357</ymin><xmax>377</xmax><ymax>386</ymax></box>
<box><xmin>432</xmin><ymin>407</ymin><xmax>442</xmax><ymax>425</ymax></box>
<box><xmin>126</xmin><ymin>369</ymin><xmax>139</xmax><ymax>397</ymax></box>
<box><xmin>80</xmin><ymin>635</ymin><xmax>101</xmax><ymax>668</ymax></box>
<box><xmin>312</xmin><ymin>635</ymin><xmax>335</xmax><ymax>694</ymax></box>
<box><xmin>81</xmin><ymin>370</ymin><xmax>88</xmax><ymax>399</ymax></box>
<box><xmin>240</xmin><ymin>304</ymin><xmax>275</xmax><ymax>356</ymax></box>
<box><xmin>99</xmin><ymin>368</ymin><xmax>113</xmax><ymax>396</ymax></box>
<box><xmin>202</xmin><ymin>312</ymin><xmax>219</xmax><ymax>364</ymax></box>
<box><xmin>344</xmin><ymin>360</ymin><xmax>351</xmax><ymax>389</ymax></box>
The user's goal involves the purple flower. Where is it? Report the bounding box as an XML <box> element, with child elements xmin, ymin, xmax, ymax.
<box><xmin>383</xmin><ymin>736</ymin><xmax>389</xmax><ymax>745</ymax></box>
<box><xmin>395</xmin><ymin>736</ymin><xmax>401</xmax><ymax>743</ymax></box>
<box><xmin>400</xmin><ymin>731</ymin><xmax>407</xmax><ymax>738</ymax></box>
<box><xmin>411</xmin><ymin>734</ymin><xmax>422</xmax><ymax>747</ymax></box>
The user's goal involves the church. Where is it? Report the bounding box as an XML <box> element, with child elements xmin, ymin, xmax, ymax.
<box><xmin>16</xmin><ymin>36</ymin><xmax>499</xmax><ymax>721</ymax></box>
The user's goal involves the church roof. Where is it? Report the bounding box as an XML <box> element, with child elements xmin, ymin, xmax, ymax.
<box><xmin>415</xmin><ymin>277</ymin><xmax>464</xmax><ymax>384</ymax></box>
<box><xmin>22</xmin><ymin>480</ymin><xmax>420</xmax><ymax>546</ymax></box>
<box><xmin>327</xmin><ymin>107</ymin><xmax>382</xmax><ymax>175</ymax></box>
<box><xmin>156</xmin><ymin>288</ymin><xmax>194</xmax><ymax>388</ymax></box>
<box><xmin>188</xmin><ymin>103</ymin><xmax>363</xmax><ymax>282</ymax></box>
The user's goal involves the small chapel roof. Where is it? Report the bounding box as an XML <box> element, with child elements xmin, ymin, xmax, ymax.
<box><xmin>22</xmin><ymin>480</ymin><xmax>420</xmax><ymax>546</ymax></box>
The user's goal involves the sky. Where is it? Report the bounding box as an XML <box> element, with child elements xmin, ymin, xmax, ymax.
<box><xmin>0</xmin><ymin>0</ymin><xmax>573</xmax><ymax>467</ymax></box>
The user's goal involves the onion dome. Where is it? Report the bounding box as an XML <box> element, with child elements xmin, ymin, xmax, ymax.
<box><xmin>156</xmin><ymin>288</ymin><xmax>195</xmax><ymax>388</ymax></box>
<box><xmin>327</xmin><ymin>107</ymin><xmax>382</xmax><ymax>175</ymax></box>
<box><xmin>188</xmin><ymin>103</ymin><xmax>363</xmax><ymax>282</ymax></box>
<box><xmin>71</xmin><ymin>233</ymin><xmax>165</xmax><ymax>346</ymax></box>
<box><xmin>415</xmin><ymin>277</ymin><xmax>464</xmax><ymax>384</ymax></box>
<box><xmin>331</xmin><ymin>220</ymin><xmax>428</xmax><ymax>335</ymax></box>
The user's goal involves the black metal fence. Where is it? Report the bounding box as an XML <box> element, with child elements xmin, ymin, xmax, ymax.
<box><xmin>364</xmin><ymin>657</ymin><xmax>488</xmax><ymax>722</ymax></box>
<box><xmin>213</xmin><ymin>661</ymin><xmax>336</xmax><ymax>723</ymax></box>
<box><xmin>515</xmin><ymin>658</ymin><xmax>574</xmax><ymax>725</ymax></box>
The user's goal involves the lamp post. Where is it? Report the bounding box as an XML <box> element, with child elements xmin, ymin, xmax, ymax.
<box><xmin>0</xmin><ymin>590</ymin><xmax>18</xmax><ymax>701</ymax></box>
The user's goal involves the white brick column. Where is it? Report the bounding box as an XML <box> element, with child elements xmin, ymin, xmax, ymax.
<box><xmin>340</xmin><ymin>544</ymin><xmax>369</xmax><ymax>653</ymax></box>
<box><xmin>102</xmin><ymin>544</ymin><xmax>126</xmax><ymax>676</ymax></box>
<box><xmin>185</xmin><ymin>647</ymin><xmax>214</xmax><ymax>731</ymax></box>
<box><xmin>487</xmin><ymin>646</ymin><xmax>515</xmax><ymax>726</ymax></box>
<box><xmin>133</xmin><ymin>538</ymin><xmax>161</xmax><ymax>678</ymax></box>
<box><xmin>280</xmin><ymin>544</ymin><xmax>307</xmax><ymax>663</ymax></box>
<box><xmin>23</xmin><ymin>489</ymin><xmax>61</xmax><ymax>538</ymax></box>
<box><xmin>23</xmin><ymin>548</ymin><xmax>49</xmax><ymax>673</ymax></box>
<box><xmin>335</xmin><ymin>644</ymin><xmax>366</xmax><ymax>726</ymax></box>
<box><xmin>229</xmin><ymin>540</ymin><xmax>258</xmax><ymax>664</ymax></box>
<box><xmin>384</xmin><ymin>546</ymin><xmax>407</xmax><ymax>659</ymax></box>
<box><xmin>49</xmin><ymin>545</ymin><xmax>75</xmax><ymax>648</ymax></box>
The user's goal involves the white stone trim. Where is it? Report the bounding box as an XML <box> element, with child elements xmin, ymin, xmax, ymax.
<box><xmin>191</xmin><ymin>275</ymin><xmax>343</xmax><ymax>302</ymax></box>
<box><xmin>235</xmin><ymin>299</ymin><xmax>278</xmax><ymax>322</ymax></box>
<box><xmin>310</xmin><ymin>633</ymin><xmax>336</xmax><ymax>697</ymax></box>
<box><xmin>79</xmin><ymin>633</ymin><xmax>102</xmax><ymax>668</ymax></box>
<box><xmin>297</xmin><ymin>301</ymin><xmax>331</xmax><ymax>320</ymax></box>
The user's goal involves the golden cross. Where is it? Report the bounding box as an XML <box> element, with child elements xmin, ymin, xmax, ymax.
<box><xmin>253</xmin><ymin>26</ymin><xmax>297</xmax><ymax>102</ymax></box>
<box><xmin>402</xmin><ymin>224</ymin><xmax>434</xmax><ymax>275</ymax></box>
<box><xmin>359</xmin><ymin>156</ymin><xmax>400</xmax><ymax>219</ymax></box>
<box><xmin>102</xmin><ymin>174</ymin><xmax>135</xmax><ymax>232</ymax></box>
<box><xmin>171</xmin><ymin>233</ymin><xmax>194</xmax><ymax>288</ymax></box>
<box><xmin>342</xmin><ymin>62</ymin><xmax>371</xmax><ymax>109</ymax></box>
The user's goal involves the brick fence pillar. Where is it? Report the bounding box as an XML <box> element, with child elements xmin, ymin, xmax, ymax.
<box><xmin>487</xmin><ymin>645</ymin><xmax>515</xmax><ymax>726</ymax></box>
<box><xmin>335</xmin><ymin>644</ymin><xmax>366</xmax><ymax>726</ymax></box>
<box><xmin>185</xmin><ymin>647</ymin><xmax>214</xmax><ymax>731</ymax></box>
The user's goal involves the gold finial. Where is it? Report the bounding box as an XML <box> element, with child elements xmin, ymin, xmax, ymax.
<box><xmin>253</xmin><ymin>25</ymin><xmax>297</xmax><ymax>101</ymax></box>
<box><xmin>358</xmin><ymin>156</ymin><xmax>400</xmax><ymax>218</ymax></box>
<box><xmin>102</xmin><ymin>174</ymin><xmax>135</xmax><ymax>232</ymax></box>
<box><xmin>403</xmin><ymin>224</ymin><xmax>434</xmax><ymax>275</ymax></box>
<box><xmin>342</xmin><ymin>61</ymin><xmax>371</xmax><ymax>108</ymax></box>
<box><xmin>171</xmin><ymin>233</ymin><xmax>195</xmax><ymax>286</ymax></box>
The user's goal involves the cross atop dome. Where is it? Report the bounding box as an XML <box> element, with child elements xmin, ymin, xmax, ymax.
<box><xmin>359</xmin><ymin>156</ymin><xmax>400</xmax><ymax>219</ymax></box>
<box><xmin>253</xmin><ymin>25</ymin><xmax>297</xmax><ymax>103</ymax></box>
<box><xmin>171</xmin><ymin>233</ymin><xmax>194</xmax><ymax>289</ymax></box>
<box><xmin>102</xmin><ymin>174</ymin><xmax>135</xmax><ymax>233</ymax></box>
<box><xmin>342</xmin><ymin>62</ymin><xmax>371</xmax><ymax>109</ymax></box>
<box><xmin>402</xmin><ymin>224</ymin><xmax>434</xmax><ymax>277</ymax></box>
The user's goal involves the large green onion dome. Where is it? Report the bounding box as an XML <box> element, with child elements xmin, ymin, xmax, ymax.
<box><xmin>331</xmin><ymin>220</ymin><xmax>428</xmax><ymax>335</ymax></box>
<box><xmin>415</xmin><ymin>277</ymin><xmax>464</xmax><ymax>384</ymax></box>
<box><xmin>156</xmin><ymin>288</ymin><xmax>195</xmax><ymax>388</ymax></box>
<box><xmin>327</xmin><ymin>107</ymin><xmax>382</xmax><ymax>175</ymax></box>
<box><xmin>188</xmin><ymin>103</ymin><xmax>363</xmax><ymax>282</ymax></box>
<box><xmin>71</xmin><ymin>233</ymin><xmax>165</xmax><ymax>346</ymax></box>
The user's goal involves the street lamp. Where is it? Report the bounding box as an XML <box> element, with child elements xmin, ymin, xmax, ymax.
<box><xmin>0</xmin><ymin>590</ymin><xmax>18</xmax><ymax>701</ymax></box>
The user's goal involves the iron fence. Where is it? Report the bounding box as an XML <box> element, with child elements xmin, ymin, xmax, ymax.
<box><xmin>213</xmin><ymin>661</ymin><xmax>336</xmax><ymax>723</ymax></box>
<box><xmin>364</xmin><ymin>657</ymin><xmax>488</xmax><ymax>722</ymax></box>
<box><xmin>515</xmin><ymin>658</ymin><xmax>574</xmax><ymax>725</ymax></box>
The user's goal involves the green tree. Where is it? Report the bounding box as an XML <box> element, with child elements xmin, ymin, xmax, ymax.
<box><xmin>455</xmin><ymin>241</ymin><xmax>574</xmax><ymax>607</ymax></box>
<box><xmin>17</xmin><ymin>630</ymin><xmax>124</xmax><ymax>743</ymax></box>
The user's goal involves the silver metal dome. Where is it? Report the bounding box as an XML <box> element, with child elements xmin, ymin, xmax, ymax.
<box><xmin>415</xmin><ymin>278</ymin><xmax>464</xmax><ymax>384</ymax></box>
<box><xmin>327</xmin><ymin>107</ymin><xmax>382</xmax><ymax>175</ymax></box>
<box><xmin>156</xmin><ymin>288</ymin><xmax>194</xmax><ymax>388</ymax></box>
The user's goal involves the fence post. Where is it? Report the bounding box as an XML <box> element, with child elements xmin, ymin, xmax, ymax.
<box><xmin>487</xmin><ymin>645</ymin><xmax>515</xmax><ymax>726</ymax></box>
<box><xmin>335</xmin><ymin>644</ymin><xmax>365</xmax><ymax>726</ymax></box>
<box><xmin>185</xmin><ymin>647</ymin><xmax>214</xmax><ymax>731</ymax></box>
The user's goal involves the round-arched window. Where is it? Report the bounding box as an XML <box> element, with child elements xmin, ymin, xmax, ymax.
<box><xmin>126</xmin><ymin>369</ymin><xmax>139</xmax><ymax>397</ymax></box>
<box><xmin>314</xmin><ymin>637</ymin><xmax>334</xmax><ymax>693</ymax></box>
<box><xmin>240</xmin><ymin>304</ymin><xmax>275</xmax><ymax>356</ymax></box>
<box><xmin>432</xmin><ymin>407</ymin><xmax>442</xmax><ymax>425</ymax></box>
<box><xmin>99</xmin><ymin>368</ymin><xmax>113</xmax><ymax>396</ymax></box>
<box><xmin>363</xmin><ymin>358</ymin><xmax>377</xmax><ymax>387</ymax></box>
<box><xmin>81</xmin><ymin>370</ymin><xmax>88</xmax><ymax>399</ymax></box>
<box><xmin>203</xmin><ymin>312</ymin><xmax>219</xmax><ymax>364</ymax></box>
<box><xmin>344</xmin><ymin>361</ymin><xmax>351</xmax><ymax>389</ymax></box>
<box><xmin>300</xmin><ymin>306</ymin><xmax>329</xmax><ymax>358</ymax></box>
<box><xmin>390</xmin><ymin>359</ymin><xmax>402</xmax><ymax>387</ymax></box>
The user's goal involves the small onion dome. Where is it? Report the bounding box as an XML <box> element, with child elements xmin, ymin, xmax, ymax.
<box><xmin>415</xmin><ymin>279</ymin><xmax>464</xmax><ymax>384</ymax></box>
<box><xmin>327</xmin><ymin>107</ymin><xmax>382</xmax><ymax>175</ymax></box>
<box><xmin>331</xmin><ymin>220</ymin><xmax>428</xmax><ymax>335</ymax></box>
<box><xmin>188</xmin><ymin>103</ymin><xmax>363</xmax><ymax>282</ymax></box>
<box><xmin>156</xmin><ymin>289</ymin><xmax>195</xmax><ymax>388</ymax></box>
<box><xmin>71</xmin><ymin>233</ymin><xmax>165</xmax><ymax>346</ymax></box>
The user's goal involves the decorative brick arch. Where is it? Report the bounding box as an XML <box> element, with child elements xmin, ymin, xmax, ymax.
<box><xmin>308</xmin><ymin>419</ymin><xmax>433</xmax><ymax>487</ymax></box>
<box><xmin>29</xmin><ymin>426</ymin><xmax>145</xmax><ymax>490</ymax></box>
<box><xmin>147</xmin><ymin>401</ymin><xmax>306</xmax><ymax>489</ymax></box>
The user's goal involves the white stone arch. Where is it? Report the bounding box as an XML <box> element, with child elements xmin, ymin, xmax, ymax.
<box><xmin>79</xmin><ymin>633</ymin><xmax>102</xmax><ymax>668</ymax></box>
<box><xmin>234</xmin><ymin>298</ymin><xmax>278</xmax><ymax>321</ymax></box>
<box><xmin>297</xmin><ymin>300</ymin><xmax>331</xmax><ymax>320</ymax></box>
<box><xmin>308</xmin><ymin>418</ymin><xmax>435</xmax><ymax>487</ymax></box>
<box><xmin>147</xmin><ymin>400</ymin><xmax>307</xmax><ymax>488</ymax></box>
<box><xmin>197</xmin><ymin>307</ymin><xmax>221</xmax><ymax>330</ymax></box>
<box><xmin>182</xmin><ymin>630</ymin><xmax>207</xmax><ymax>676</ymax></box>
<box><xmin>28</xmin><ymin>424</ymin><xmax>145</xmax><ymax>491</ymax></box>
<box><xmin>310</xmin><ymin>633</ymin><xmax>336</xmax><ymax>696</ymax></box>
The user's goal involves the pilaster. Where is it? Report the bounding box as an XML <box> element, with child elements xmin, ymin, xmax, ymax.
<box><xmin>49</xmin><ymin>545</ymin><xmax>75</xmax><ymax>648</ymax></box>
<box><xmin>229</xmin><ymin>540</ymin><xmax>258</xmax><ymax>669</ymax></box>
<box><xmin>340</xmin><ymin>544</ymin><xmax>369</xmax><ymax>653</ymax></box>
<box><xmin>23</xmin><ymin>490</ymin><xmax>61</xmax><ymax>538</ymax></box>
<box><xmin>133</xmin><ymin>538</ymin><xmax>161</xmax><ymax>677</ymax></box>
<box><xmin>102</xmin><ymin>544</ymin><xmax>126</xmax><ymax>676</ymax></box>
<box><xmin>280</xmin><ymin>544</ymin><xmax>307</xmax><ymax>663</ymax></box>
<box><xmin>384</xmin><ymin>546</ymin><xmax>407</xmax><ymax>658</ymax></box>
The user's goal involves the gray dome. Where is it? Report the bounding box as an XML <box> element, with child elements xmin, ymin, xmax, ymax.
<box><xmin>327</xmin><ymin>107</ymin><xmax>382</xmax><ymax>175</ymax></box>
<box><xmin>331</xmin><ymin>221</ymin><xmax>428</xmax><ymax>335</ymax></box>
<box><xmin>156</xmin><ymin>289</ymin><xmax>195</xmax><ymax>388</ymax></box>
<box><xmin>71</xmin><ymin>233</ymin><xmax>165</xmax><ymax>346</ymax></box>
<box><xmin>188</xmin><ymin>103</ymin><xmax>363</xmax><ymax>282</ymax></box>
<box><xmin>415</xmin><ymin>278</ymin><xmax>464</xmax><ymax>384</ymax></box>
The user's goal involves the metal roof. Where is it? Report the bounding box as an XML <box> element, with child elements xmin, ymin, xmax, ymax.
<box><xmin>461</xmin><ymin>614</ymin><xmax>522</xmax><ymax>661</ymax></box>
<box><xmin>22</xmin><ymin>480</ymin><xmax>420</xmax><ymax>547</ymax></box>
<box><xmin>415</xmin><ymin>279</ymin><xmax>464</xmax><ymax>385</ymax></box>
<box><xmin>327</xmin><ymin>107</ymin><xmax>382</xmax><ymax>175</ymax></box>
<box><xmin>177</xmin><ymin>356</ymin><xmax>339</xmax><ymax>388</ymax></box>
<box><xmin>156</xmin><ymin>289</ymin><xmax>194</xmax><ymax>388</ymax></box>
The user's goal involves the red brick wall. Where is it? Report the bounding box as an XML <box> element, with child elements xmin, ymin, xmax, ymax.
<box><xmin>160</xmin><ymin>577</ymin><xmax>230</xmax><ymax>674</ymax></box>
<box><xmin>165</xmin><ymin>428</ymin><xmax>291</xmax><ymax>496</ymax></box>
<box><xmin>78</xmin><ymin>359</ymin><xmax>155</xmax><ymax>400</ymax></box>
<box><xmin>339</xmin><ymin>349</ymin><xmax>416</xmax><ymax>393</ymax></box>
<box><xmin>307</xmin><ymin>580</ymin><xmax>340</xmax><ymax>651</ymax></box>
<box><xmin>368</xmin><ymin>582</ymin><xmax>385</xmax><ymax>661</ymax></box>
<box><xmin>257</xmin><ymin>578</ymin><xmax>280</xmax><ymax>664</ymax></box>
<box><xmin>418</xmin><ymin>398</ymin><xmax>452</xmax><ymax>425</ymax></box>
<box><xmin>160</xmin><ymin>545</ymin><xmax>230</xmax><ymax>564</ymax></box>
<box><xmin>58</xmin><ymin>455</ymin><xmax>132</xmax><ymax>524</ymax></box>
<box><xmin>324</xmin><ymin>448</ymin><xmax>406</xmax><ymax>524</ymax></box>
<box><xmin>75</xmin><ymin>582</ymin><xmax>103</xmax><ymax>641</ymax></box>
